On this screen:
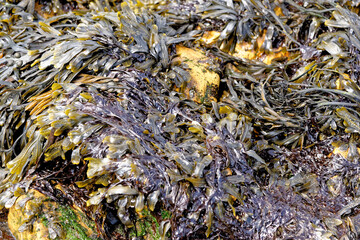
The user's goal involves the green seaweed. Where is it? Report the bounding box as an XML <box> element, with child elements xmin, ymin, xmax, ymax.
<box><xmin>160</xmin><ymin>210</ymin><xmax>171</xmax><ymax>220</ymax></box>
<box><xmin>135</xmin><ymin>209</ymin><xmax>161</xmax><ymax>239</ymax></box>
<box><xmin>39</xmin><ymin>214</ymin><xmax>49</xmax><ymax>228</ymax></box>
<box><xmin>57</xmin><ymin>206</ymin><xmax>98</xmax><ymax>240</ymax></box>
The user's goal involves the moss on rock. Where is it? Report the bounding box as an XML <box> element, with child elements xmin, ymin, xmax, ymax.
<box><xmin>8</xmin><ymin>190</ymin><xmax>99</xmax><ymax>240</ymax></box>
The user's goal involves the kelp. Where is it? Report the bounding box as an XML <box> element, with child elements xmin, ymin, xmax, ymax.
<box><xmin>2</xmin><ymin>0</ymin><xmax>360</xmax><ymax>239</ymax></box>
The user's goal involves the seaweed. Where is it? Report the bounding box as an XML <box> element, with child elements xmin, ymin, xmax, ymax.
<box><xmin>2</xmin><ymin>0</ymin><xmax>360</xmax><ymax>239</ymax></box>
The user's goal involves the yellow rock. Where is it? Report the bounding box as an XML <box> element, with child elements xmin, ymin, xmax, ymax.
<box><xmin>175</xmin><ymin>45</ymin><xmax>220</xmax><ymax>104</ymax></box>
<box><xmin>232</xmin><ymin>29</ymin><xmax>289</xmax><ymax>65</ymax></box>
<box><xmin>200</xmin><ymin>31</ymin><xmax>220</xmax><ymax>45</ymax></box>
<box><xmin>8</xmin><ymin>189</ymin><xmax>98</xmax><ymax>240</ymax></box>
<box><xmin>200</xmin><ymin>30</ymin><xmax>290</xmax><ymax>65</ymax></box>
<box><xmin>331</xmin><ymin>141</ymin><xmax>360</xmax><ymax>159</ymax></box>
<box><xmin>8</xmin><ymin>189</ymin><xmax>54</xmax><ymax>240</ymax></box>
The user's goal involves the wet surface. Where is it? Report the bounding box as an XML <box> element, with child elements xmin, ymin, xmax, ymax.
<box><xmin>2</xmin><ymin>0</ymin><xmax>360</xmax><ymax>239</ymax></box>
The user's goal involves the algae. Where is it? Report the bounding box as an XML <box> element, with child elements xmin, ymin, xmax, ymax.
<box><xmin>2</xmin><ymin>0</ymin><xmax>360</xmax><ymax>239</ymax></box>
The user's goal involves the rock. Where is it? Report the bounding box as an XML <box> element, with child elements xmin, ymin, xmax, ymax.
<box><xmin>8</xmin><ymin>189</ymin><xmax>98</xmax><ymax>240</ymax></box>
<box><xmin>175</xmin><ymin>45</ymin><xmax>220</xmax><ymax>104</ymax></box>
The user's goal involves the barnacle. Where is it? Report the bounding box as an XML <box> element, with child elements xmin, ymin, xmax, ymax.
<box><xmin>3</xmin><ymin>0</ymin><xmax>360</xmax><ymax>239</ymax></box>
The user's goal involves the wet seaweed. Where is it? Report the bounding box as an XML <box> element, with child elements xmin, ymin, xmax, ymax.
<box><xmin>2</xmin><ymin>0</ymin><xmax>360</xmax><ymax>239</ymax></box>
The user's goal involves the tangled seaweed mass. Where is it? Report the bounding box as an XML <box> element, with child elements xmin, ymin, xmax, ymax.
<box><xmin>2</xmin><ymin>0</ymin><xmax>360</xmax><ymax>239</ymax></box>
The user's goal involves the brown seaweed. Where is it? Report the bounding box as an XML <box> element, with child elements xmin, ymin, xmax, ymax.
<box><xmin>2</xmin><ymin>0</ymin><xmax>360</xmax><ymax>239</ymax></box>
